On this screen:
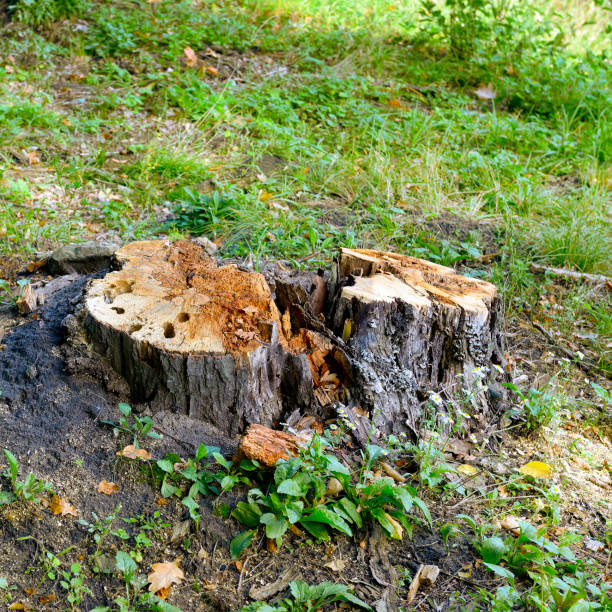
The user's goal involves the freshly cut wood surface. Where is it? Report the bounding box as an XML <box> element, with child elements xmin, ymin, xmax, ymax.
<box><xmin>86</xmin><ymin>239</ymin><xmax>286</xmax><ymax>357</ymax></box>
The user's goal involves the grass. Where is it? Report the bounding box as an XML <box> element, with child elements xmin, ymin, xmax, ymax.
<box><xmin>0</xmin><ymin>0</ymin><xmax>610</xmax><ymax>365</ymax></box>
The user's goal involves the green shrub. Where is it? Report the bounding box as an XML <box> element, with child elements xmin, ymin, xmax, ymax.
<box><xmin>11</xmin><ymin>0</ymin><xmax>87</xmax><ymax>25</ymax></box>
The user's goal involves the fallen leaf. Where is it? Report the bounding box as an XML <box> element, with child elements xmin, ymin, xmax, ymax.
<box><xmin>457</xmin><ymin>464</ymin><xmax>479</xmax><ymax>476</ymax></box>
<box><xmin>266</xmin><ymin>538</ymin><xmax>278</xmax><ymax>554</ymax></box>
<box><xmin>27</xmin><ymin>151</ymin><xmax>40</xmax><ymax>165</ymax></box>
<box><xmin>50</xmin><ymin>495</ymin><xmax>77</xmax><ymax>517</ymax></box>
<box><xmin>572</xmin><ymin>456</ymin><xmax>590</xmax><ymax>470</ymax></box>
<box><xmin>183</xmin><ymin>46</ymin><xmax>198</xmax><ymax>67</ymax></box>
<box><xmin>39</xmin><ymin>594</ymin><xmax>55</xmax><ymax>604</ymax></box>
<box><xmin>156</xmin><ymin>586</ymin><xmax>171</xmax><ymax>601</ymax></box>
<box><xmin>457</xmin><ymin>562</ymin><xmax>472</xmax><ymax>578</ymax></box>
<box><xmin>235</xmin><ymin>560</ymin><xmax>243</xmax><ymax>571</ymax></box>
<box><xmin>205</xmin><ymin>65</ymin><xmax>219</xmax><ymax>76</ymax></box>
<box><xmin>97</xmin><ymin>480</ymin><xmax>120</xmax><ymax>495</ymax></box>
<box><xmin>117</xmin><ymin>445</ymin><xmax>151</xmax><ymax>460</ymax></box>
<box><xmin>324</xmin><ymin>558</ymin><xmax>346</xmax><ymax>572</ymax></box>
<box><xmin>501</xmin><ymin>515</ymin><xmax>520</xmax><ymax>536</ymax></box>
<box><xmin>474</xmin><ymin>84</ymin><xmax>496</xmax><ymax>100</ymax></box>
<box><xmin>148</xmin><ymin>560</ymin><xmax>184</xmax><ymax>594</ymax></box>
<box><xmin>584</xmin><ymin>538</ymin><xmax>604</xmax><ymax>552</ymax></box>
<box><xmin>406</xmin><ymin>564</ymin><xmax>440</xmax><ymax>604</ymax></box>
<box><xmin>388</xmin><ymin>98</ymin><xmax>404</xmax><ymax>109</ymax></box>
<box><xmin>8</xmin><ymin>603</ymin><xmax>25</xmax><ymax>610</ymax></box>
<box><xmin>519</xmin><ymin>461</ymin><xmax>551</xmax><ymax>478</ymax></box>
<box><xmin>26</xmin><ymin>259</ymin><xmax>46</xmax><ymax>273</ymax></box>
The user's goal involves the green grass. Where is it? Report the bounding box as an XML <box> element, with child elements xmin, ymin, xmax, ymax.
<box><xmin>0</xmin><ymin>0</ymin><xmax>610</xmax><ymax>366</ymax></box>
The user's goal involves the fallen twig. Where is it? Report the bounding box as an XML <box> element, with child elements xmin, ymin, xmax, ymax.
<box><xmin>530</xmin><ymin>263</ymin><xmax>612</xmax><ymax>287</ymax></box>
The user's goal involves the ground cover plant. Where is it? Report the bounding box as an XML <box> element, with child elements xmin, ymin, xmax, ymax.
<box><xmin>0</xmin><ymin>0</ymin><xmax>611</xmax><ymax>609</ymax></box>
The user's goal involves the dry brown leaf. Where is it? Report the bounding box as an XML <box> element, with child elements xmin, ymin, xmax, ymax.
<box><xmin>205</xmin><ymin>65</ymin><xmax>219</xmax><ymax>76</ymax></box>
<box><xmin>266</xmin><ymin>538</ymin><xmax>278</xmax><ymax>554</ymax></box>
<box><xmin>27</xmin><ymin>151</ymin><xmax>40</xmax><ymax>165</ymax></box>
<box><xmin>406</xmin><ymin>564</ymin><xmax>440</xmax><ymax>604</ymax></box>
<box><xmin>148</xmin><ymin>561</ymin><xmax>184</xmax><ymax>594</ymax></box>
<box><xmin>183</xmin><ymin>46</ymin><xmax>198</xmax><ymax>67</ymax></box>
<box><xmin>501</xmin><ymin>515</ymin><xmax>521</xmax><ymax>536</ymax></box>
<box><xmin>156</xmin><ymin>586</ymin><xmax>171</xmax><ymax>601</ymax></box>
<box><xmin>324</xmin><ymin>558</ymin><xmax>346</xmax><ymax>572</ymax></box>
<box><xmin>97</xmin><ymin>480</ymin><xmax>120</xmax><ymax>495</ymax></box>
<box><xmin>50</xmin><ymin>495</ymin><xmax>77</xmax><ymax>517</ymax></box>
<box><xmin>572</xmin><ymin>456</ymin><xmax>590</xmax><ymax>470</ymax></box>
<box><xmin>39</xmin><ymin>594</ymin><xmax>55</xmax><ymax>604</ymax></box>
<box><xmin>117</xmin><ymin>445</ymin><xmax>151</xmax><ymax>460</ymax></box>
<box><xmin>8</xmin><ymin>603</ymin><xmax>26</xmax><ymax>610</ymax></box>
<box><xmin>388</xmin><ymin>98</ymin><xmax>404</xmax><ymax>109</ymax></box>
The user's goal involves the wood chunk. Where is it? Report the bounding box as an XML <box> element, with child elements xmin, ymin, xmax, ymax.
<box><xmin>234</xmin><ymin>423</ymin><xmax>309</xmax><ymax>467</ymax></box>
<box><xmin>406</xmin><ymin>564</ymin><xmax>440</xmax><ymax>604</ymax></box>
<box><xmin>16</xmin><ymin>283</ymin><xmax>37</xmax><ymax>315</ymax></box>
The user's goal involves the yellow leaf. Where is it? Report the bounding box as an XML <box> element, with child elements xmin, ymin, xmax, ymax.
<box><xmin>148</xmin><ymin>560</ymin><xmax>184</xmax><ymax>594</ymax></box>
<box><xmin>50</xmin><ymin>495</ymin><xmax>77</xmax><ymax>517</ymax></box>
<box><xmin>117</xmin><ymin>445</ymin><xmax>151</xmax><ymax>460</ymax></box>
<box><xmin>457</xmin><ymin>464</ymin><xmax>478</xmax><ymax>476</ymax></box>
<box><xmin>384</xmin><ymin>512</ymin><xmax>404</xmax><ymax>539</ymax></box>
<box><xmin>97</xmin><ymin>480</ymin><xmax>120</xmax><ymax>495</ymax></box>
<box><xmin>519</xmin><ymin>461</ymin><xmax>551</xmax><ymax>479</ymax></box>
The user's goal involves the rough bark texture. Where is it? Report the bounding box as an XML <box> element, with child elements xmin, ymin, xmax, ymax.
<box><xmin>329</xmin><ymin>248</ymin><xmax>505</xmax><ymax>435</ymax></box>
<box><xmin>83</xmin><ymin>241</ymin><xmax>506</xmax><ymax>439</ymax></box>
<box><xmin>83</xmin><ymin>240</ymin><xmax>319</xmax><ymax>435</ymax></box>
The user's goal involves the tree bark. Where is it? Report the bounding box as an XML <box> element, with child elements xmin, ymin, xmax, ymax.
<box><xmin>82</xmin><ymin>242</ymin><xmax>506</xmax><ymax>438</ymax></box>
<box><xmin>328</xmin><ymin>248</ymin><xmax>505</xmax><ymax>434</ymax></box>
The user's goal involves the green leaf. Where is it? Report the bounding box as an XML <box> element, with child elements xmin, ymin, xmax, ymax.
<box><xmin>391</xmin><ymin>486</ymin><xmax>415</xmax><ymax>513</ymax></box>
<box><xmin>413</xmin><ymin>496</ymin><xmax>432</xmax><ymax>527</ymax></box>
<box><xmin>299</xmin><ymin>520</ymin><xmax>330</xmax><ymax>540</ymax></box>
<box><xmin>0</xmin><ymin>577</ymin><xmax>8</xmax><ymax>589</ymax></box>
<box><xmin>230</xmin><ymin>530</ymin><xmax>255</xmax><ymax>559</ymax></box>
<box><xmin>306</xmin><ymin>506</ymin><xmax>352</xmax><ymax>536</ymax></box>
<box><xmin>232</xmin><ymin>502</ymin><xmax>262</xmax><ymax>528</ymax></box>
<box><xmin>479</xmin><ymin>537</ymin><xmax>509</xmax><ymax>564</ymax></box>
<box><xmin>260</xmin><ymin>516</ymin><xmax>288</xmax><ymax>539</ymax></box>
<box><xmin>0</xmin><ymin>491</ymin><xmax>16</xmax><ymax>506</ymax></box>
<box><xmin>337</xmin><ymin>497</ymin><xmax>362</xmax><ymax>528</ymax></box>
<box><xmin>212</xmin><ymin>452</ymin><xmax>232</xmax><ymax>471</ymax></box>
<box><xmin>325</xmin><ymin>455</ymin><xmax>350</xmax><ymax>476</ymax></box>
<box><xmin>3</xmin><ymin>449</ymin><xmax>18</xmax><ymax>484</ymax></box>
<box><xmin>160</xmin><ymin>477</ymin><xmax>179</xmax><ymax>498</ymax></box>
<box><xmin>156</xmin><ymin>459</ymin><xmax>174</xmax><ymax>473</ymax></box>
<box><xmin>483</xmin><ymin>562</ymin><xmax>515</xmax><ymax>580</ymax></box>
<box><xmin>115</xmin><ymin>551</ymin><xmax>136</xmax><ymax>576</ymax></box>
<box><xmin>277</xmin><ymin>478</ymin><xmax>305</xmax><ymax>497</ymax></box>
<box><xmin>118</xmin><ymin>403</ymin><xmax>132</xmax><ymax>417</ymax></box>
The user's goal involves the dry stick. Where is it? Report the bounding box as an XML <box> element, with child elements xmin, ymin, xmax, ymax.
<box><xmin>237</xmin><ymin>555</ymin><xmax>251</xmax><ymax>593</ymax></box>
<box><xmin>531</xmin><ymin>321</ymin><xmax>604</xmax><ymax>376</ymax></box>
<box><xmin>530</xmin><ymin>263</ymin><xmax>612</xmax><ymax>286</ymax></box>
<box><xmin>449</xmin><ymin>494</ymin><xmax>541</xmax><ymax>510</ymax></box>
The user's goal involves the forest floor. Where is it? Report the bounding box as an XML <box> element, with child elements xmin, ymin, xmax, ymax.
<box><xmin>0</xmin><ymin>1</ymin><xmax>611</xmax><ymax>610</ymax></box>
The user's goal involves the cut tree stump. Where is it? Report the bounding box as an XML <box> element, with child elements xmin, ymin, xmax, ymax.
<box><xmin>82</xmin><ymin>241</ymin><xmax>506</xmax><ymax>438</ymax></box>
<box><xmin>329</xmin><ymin>248</ymin><xmax>505</xmax><ymax>433</ymax></box>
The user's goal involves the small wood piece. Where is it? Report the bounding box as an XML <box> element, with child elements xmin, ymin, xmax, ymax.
<box><xmin>16</xmin><ymin>283</ymin><xmax>37</xmax><ymax>315</ymax></box>
<box><xmin>233</xmin><ymin>423</ymin><xmax>309</xmax><ymax>467</ymax></box>
<box><xmin>406</xmin><ymin>564</ymin><xmax>440</xmax><ymax>604</ymax></box>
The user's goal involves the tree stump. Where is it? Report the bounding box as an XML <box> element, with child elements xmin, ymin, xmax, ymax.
<box><xmin>84</xmin><ymin>240</ymin><xmax>321</xmax><ymax>435</ymax></box>
<box><xmin>329</xmin><ymin>248</ymin><xmax>505</xmax><ymax>434</ymax></box>
<box><xmin>82</xmin><ymin>241</ymin><xmax>505</xmax><ymax>438</ymax></box>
